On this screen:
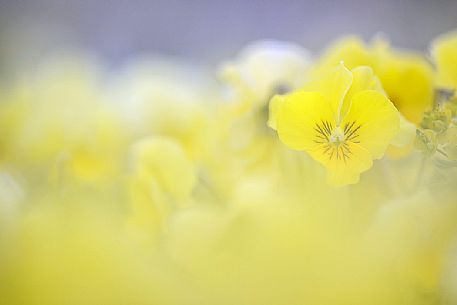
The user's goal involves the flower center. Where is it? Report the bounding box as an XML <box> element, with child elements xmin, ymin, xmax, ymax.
<box><xmin>313</xmin><ymin>120</ymin><xmax>362</xmax><ymax>162</ymax></box>
<box><xmin>329</xmin><ymin>127</ymin><xmax>345</xmax><ymax>144</ymax></box>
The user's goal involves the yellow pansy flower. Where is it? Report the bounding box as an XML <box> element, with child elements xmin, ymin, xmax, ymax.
<box><xmin>271</xmin><ymin>64</ymin><xmax>400</xmax><ymax>186</ymax></box>
<box><xmin>431</xmin><ymin>30</ymin><xmax>457</xmax><ymax>89</ymax></box>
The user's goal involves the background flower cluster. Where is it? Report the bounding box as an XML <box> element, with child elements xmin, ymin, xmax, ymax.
<box><xmin>0</xmin><ymin>30</ymin><xmax>457</xmax><ymax>305</ymax></box>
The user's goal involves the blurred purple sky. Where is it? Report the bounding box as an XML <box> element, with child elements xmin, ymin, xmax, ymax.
<box><xmin>1</xmin><ymin>0</ymin><xmax>457</xmax><ymax>68</ymax></box>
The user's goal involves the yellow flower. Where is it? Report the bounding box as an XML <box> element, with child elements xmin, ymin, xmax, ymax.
<box><xmin>113</xmin><ymin>57</ymin><xmax>214</xmax><ymax>161</ymax></box>
<box><xmin>219</xmin><ymin>40</ymin><xmax>311</xmax><ymax>111</ymax></box>
<box><xmin>127</xmin><ymin>136</ymin><xmax>196</xmax><ymax>236</ymax></box>
<box><xmin>270</xmin><ymin>64</ymin><xmax>400</xmax><ymax>186</ymax></box>
<box><xmin>372</xmin><ymin>39</ymin><xmax>434</xmax><ymax>125</ymax></box>
<box><xmin>0</xmin><ymin>54</ymin><xmax>127</xmax><ymax>183</ymax></box>
<box><xmin>210</xmin><ymin>42</ymin><xmax>312</xmax><ymax>194</ymax></box>
<box><xmin>431</xmin><ymin>30</ymin><xmax>457</xmax><ymax>89</ymax></box>
<box><xmin>313</xmin><ymin>36</ymin><xmax>434</xmax><ymax>124</ymax></box>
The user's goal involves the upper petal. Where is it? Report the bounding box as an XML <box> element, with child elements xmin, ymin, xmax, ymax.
<box><xmin>341</xmin><ymin>66</ymin><xmax>384</xmax><ymax>119</ymax></box>
<box><xmin>303</xmin><ymin>63</ymin><xmax>353</xmax><ymax>124</ymax></box>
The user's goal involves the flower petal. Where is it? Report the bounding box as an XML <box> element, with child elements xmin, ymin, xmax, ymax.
<box><xmin>430</xmin><ymin>30</ymin><xmax>457</xmax><ymax>89</ymax></box>
<box><xmin>276</xmin><ymin>91</ymin><xmax>334</xmax><ymax>151</ymax></box>
<box><xmin>342</xmin><ymin>90</ymin><xmax>400</xmax><ymax>159</ymax></box>
<box><xmin>303</xmin><ymin>63</ymin><xmax>353</xmax><ymax>123</ymax></box>
<box><xmin>324</xmin><ymin>142</ymin><xmax>373</xmax><ymax>186</ymax></box>
<box><xmin>267</xmin><ymin>94</ymin><xmax>285</xmax><ymax>130</ymax></box>
<box><xmin>341</xmin><ymin>66</ymin><xmax>384</xmax><ymax>118</ymax></box>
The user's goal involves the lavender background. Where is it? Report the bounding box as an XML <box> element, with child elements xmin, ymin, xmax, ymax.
<box><xmin>0</xmin><ymin>0</ymin><xmax>456</xmax><ymax>70</ymax></box>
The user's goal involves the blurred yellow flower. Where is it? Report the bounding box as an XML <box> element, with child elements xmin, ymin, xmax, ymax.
<box><xmin>0</xmin><ymin>54</ymin><xmax>127</xmax><ymax>184</ymax></box>
<box><xmin>127</xmin><ymin>136</ymin><xmax>196</xmax><ymax>235</ymax></box>
<box><xmin>112</xmin><ymin>57</ymin><xmax>216</xmax><ymax>161</ymax></box>
<box><xmin>271</xmin><ymin>64</ymin><xmax>400</xmax><ymax>185</ymax></box>
<box><xmin>313</xmin><ymin>36</ymin><xmax>434</xmax><ymax>124</ymax></box>
<box><xmin>209</xmin><ymin>41</ymin><xmax>313</xmax><ymax>196</ymax></box>
<box><xmin>431</xmin><ymin>30</ymin><xmax>457</xmax><ymax>89</ymax></box>
<box><xmin>219</xmin><ymin>40</ymin><xmax>311</xmax><ymax>113</ymax></box>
